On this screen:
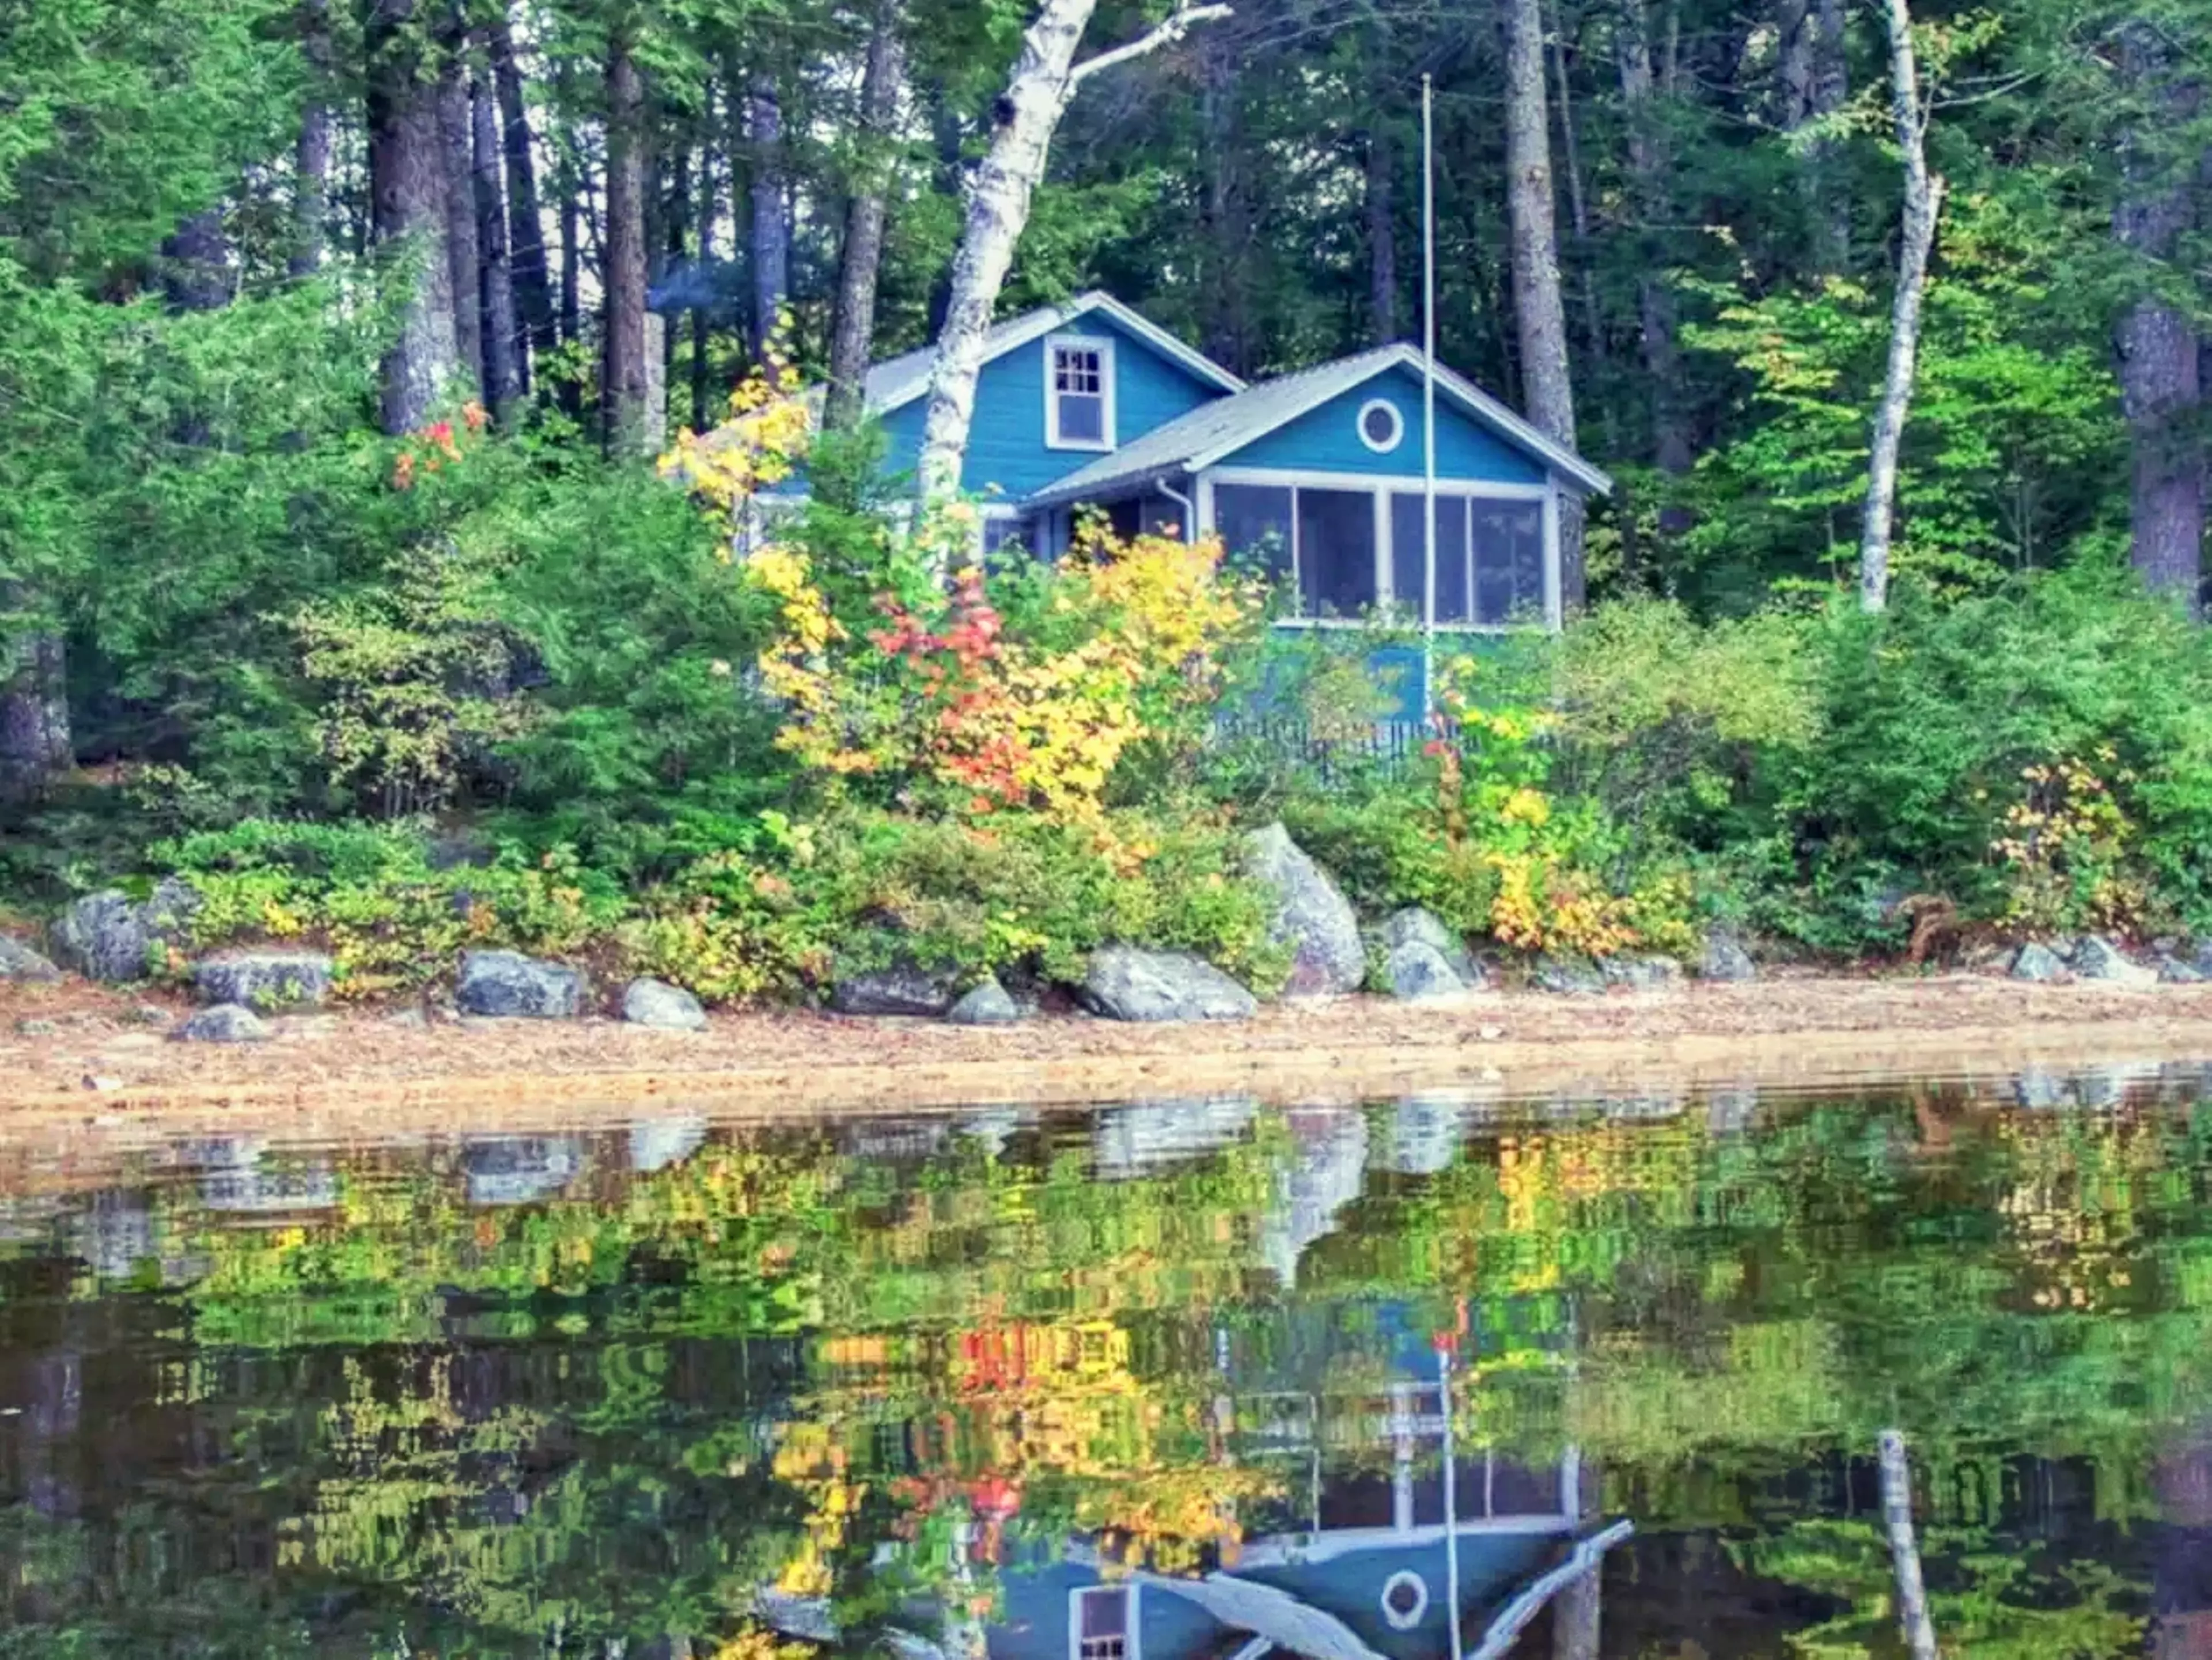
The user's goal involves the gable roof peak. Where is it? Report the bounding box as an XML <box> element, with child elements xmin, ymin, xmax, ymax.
<box><xmin>862</xmin><ymin>291</ymin><xmax>1245</xmax><ymax>414</ymax></box>
<box><xmin>1021</xmin><ymin>341</ymin><xmax>1612</xmax><ymax>507</ymax></box>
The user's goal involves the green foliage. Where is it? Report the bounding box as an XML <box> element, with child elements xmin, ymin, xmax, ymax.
<box><xmin>159</xmin><ymin>820</ymin><xmax>627</xmax><ymax>995</ymax></box>
<box><xmin>1676</xmin><ymin>198</ymin><xmax>2125</xmax><ymax>608</ymax></box>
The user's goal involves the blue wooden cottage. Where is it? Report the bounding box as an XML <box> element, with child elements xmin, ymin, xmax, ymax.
<box><xmin>849</xmin><ymin>291</ymin><xmax>1611</xmax><ymax>642</ymax></box>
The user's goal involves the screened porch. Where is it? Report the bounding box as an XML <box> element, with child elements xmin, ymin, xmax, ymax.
<box><xmin>1203</xmin><ymin>472</ymin><xmax>1558</xmax><ymax>630</ymax></box>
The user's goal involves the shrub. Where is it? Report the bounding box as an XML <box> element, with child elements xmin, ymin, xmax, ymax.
<box><xmin>749</xmin><ymin>514</ymin><xmax>1264</xmax><ymax>824</ymax></box>
<box><xmin>157</xmin><ymin>820</ymin><xmax>626</xmax><ymax>995</ymax></box>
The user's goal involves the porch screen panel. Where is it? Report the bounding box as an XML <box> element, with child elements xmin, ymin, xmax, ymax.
<box><xmin>1470</xmin><ymin>499</ymin><xmax>1545</xmax><ymax>624</ymax></box>
<box><xmin>1391</xmin><ymin>493</ymin><xmax>1469</xmax><ymax>623</ymax></box>
<box><xmin>1297</xmin><ymin>487</ymin><xmax>1377</xmax><ymax>617</ymax></box>
<box><xmin>1213</xmin><ymin>483</ymin><xmax>1293</xmax><ymax>584</ymax></box>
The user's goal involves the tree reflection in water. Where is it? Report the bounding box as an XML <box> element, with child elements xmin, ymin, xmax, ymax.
<box><xmin>0</xmin><ymin>1070</ymin><xmax>2207</xmax><ymax>1655</ymax></box>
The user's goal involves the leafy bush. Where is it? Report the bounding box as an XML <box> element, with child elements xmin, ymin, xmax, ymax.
<box><xmin>1771</xmin><ymin>567</ymin><xmax>2212</xmax><ymax>945</ymax></box>
<box><xmin>749</xmin><ymin>514</ymin><xmax>1264</xmax><ymax>824</ymax></box>
<box><xmin>158</xmin><ymin>820</ymin><xmax>627</xmax><ymax>995</ymax></box>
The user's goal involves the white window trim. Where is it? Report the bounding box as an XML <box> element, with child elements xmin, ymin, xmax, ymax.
<box><xmin>1044</xmin><ymin>332</ymin><xmax>1117</xmax><ymax>452</ymax></box>
<box><xmin>1199</xmin><ymin>466</ymin><xmax>1557</xmax><ymax>632</ymax></box>
<box><xmin>1380</xmin><ymin>1570</ymin><xmax>1430</xmax><ymax>1632</ymax></box>
<box><xmin>1069</xmin><ymin>1583</ymin><xmax>1140</xmax><ymax>1660</ymax></box>
<box><xmin>1357</xmin><ymin>396</ymin><xmax>1406</xmax><ymax>454</ymax></box>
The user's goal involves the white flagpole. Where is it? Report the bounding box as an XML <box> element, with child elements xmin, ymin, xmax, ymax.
<box><xmin>1422</xmin><ymin>74</ymin><xmax>1439</xmax><ymax>725</ymax></box>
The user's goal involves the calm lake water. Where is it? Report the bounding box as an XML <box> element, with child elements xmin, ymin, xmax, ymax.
<box><xmin>2</xmin><ymin>1066</ymin><xmax>2210</xmax><ymax>1658</ymax></box>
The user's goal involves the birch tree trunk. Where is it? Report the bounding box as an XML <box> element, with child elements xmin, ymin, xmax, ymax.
<box><xmin>368</xmin><ymin>0</ymin><xmax>457</xmax><ymax>434</ymax></box>
<box><xmin>747</xmin><ymin>77</ymin><xmax>790</xmax><ymax>370</ymax></box>
<box><xmin>1502</xmin><ymin>0</ymin><xmax>1585</xmax><ymax>608</ymax></box>
<box><xmin>603</xmin><ymin>35</ymin><xmax>653</xmax><ymax>453</ymax></box>
<box><xmin>436</xmin><ymin>53</ymin><xmax>484</xmax><ymax>397</ymax></box>
<box><xmin>1877</xmin><ymin>1432</ymin><xmax>1939</xmax><ymax>1660</ymax></box>
<box><xmin>916</xmin><ymin>0</ymin><xmax>1230</xmax><ymax>502</ymax></box>
<box><xmin>1857</xmin><ymin>0</ymin><xmax>1942</xmax><ymax>613</ymax></box>
<box><xmin>490</xmin><ymin>10</ymin><xmax>554</xmax><ymax>382</ymax></box>
<box><xmin>290</xmin><ymin>0</ymin><xmax>332</xmax><ymax>276</ymax></box>
<box><xmin>826</xmin><ymin>0</ymin><xmax>907</xmax><ymax>431</ymax></box>
<box><xmin>2114</xmin><ymin>21</ymin><xmax>2204</xmax><ymax>613</ymax></box>
<box><xmin>472</xmin><ymin>70</ymin><xmax>522</xmax><ymax>425</ymax></box>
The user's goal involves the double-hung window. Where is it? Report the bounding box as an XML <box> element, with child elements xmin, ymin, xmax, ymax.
<box><xmin>1046</xmin><ymin>334</ymin><xmax>1115</xmax><ymax>450</ymax></box>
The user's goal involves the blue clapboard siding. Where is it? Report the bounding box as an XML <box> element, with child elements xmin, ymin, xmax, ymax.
<box><xmin>1221</xmin><ymin>362</ymin><xmax>1548</xmax><ymax>483</ymax></box>
<box><xmin>878</xmin><ymin>314</ymin><xmax>1229</xmax><ymax>499</ymax></box>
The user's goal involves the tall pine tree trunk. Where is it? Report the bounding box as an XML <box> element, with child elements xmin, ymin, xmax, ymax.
<box><xmin>1547</xmin><ymin>1</ymin><xmax>1606</xmax><ymax>373</ymax></box>
<box><xmin>1858</xmin><ymin>0</ymin><xmax>1942</xmax><ymax>612</ymax></box>
<box><xmin>1365</xmin><ymin>124</ymin><xmax>1397</xmax><ymax>345</ymax></box>
<box><xmin>825</xmin><ymin>0</ymin><xmax>906</xmax><ymax>431</ymax></box>
<box><xmin>437</xmin><ymin>49</ymin><xmax>483</xmax><ymax>397</ymax></box>
<box><xmin>490</xmin><ymin>11</ymin><xmax>554</xmax><ymax>383</ymax></box>
<box><xmin>693</xmin><ymin>115</ymin><xmax>718</xmax><ymax>431</ymax></box>
<box><xmin>747</xmin><ymin>76</ymin><xmax>790</xmax><ymax>370</ymax></box>
<box><xmin>472</xmin><ymin>70</ymin><xmax>521</xmax><ymax>424</ymax></box>
<box><xmin>602</xmin><ymin>35</ymin><xmax>652</xmax><ymax>452</ymax></box>
<box><xmin>2115</xmin><ymin>21</ymin><xmax>2204</xmax><ymax>612</ymax></box>
<box><xmin>369</xmin><ymin>0</ymin><xmax>457</xmax><ymax>434</ymax></box>
<box><xmin>557</xmin><ymin>130</ymin><xmax>582</xmax><ymax>347</ymax></box>
<box><xmin>291</xmin><ymin>0</ymin><xmax>332</xmax><ymax>276</ymax></box>
<box><xmin>1502</xmin><ymin>0</ymin><xmax>1585</xmax><ymax>608</ymax></box>
<box><xmin>1618</xmin><ymin>0</ymin><xmax>1692</xmax><ymax>525</ymax></box>
<box><xmin>1198</xmin><ymin>36</ymin><xmax>1253</xmax><ymax>376</ymax></box>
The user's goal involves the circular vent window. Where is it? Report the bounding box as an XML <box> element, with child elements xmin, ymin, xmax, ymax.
<box><xmin>1358</xmin><ymin>397</ymin><xmax>1404</xmax><ymax>453</ymax></box>
<box><xmin>1380</xmin><ymin>1569</ymin><xmax>1429</xmax><ymax>1630</ymax></box>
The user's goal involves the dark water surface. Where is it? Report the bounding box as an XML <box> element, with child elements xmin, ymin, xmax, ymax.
<box><xmin>3</xmin><ymin>1065</ymin><xmax>2211</xmax><ymax>1657</ymax></box>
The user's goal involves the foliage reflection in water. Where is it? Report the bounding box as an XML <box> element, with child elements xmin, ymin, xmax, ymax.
<box><xmin>1</xmin><ymin>1067</ymin><xmax>2211</xmax><ymax>1657</ymax></box>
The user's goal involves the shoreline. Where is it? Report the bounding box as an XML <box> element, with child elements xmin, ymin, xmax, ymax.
<box><xmin>3</xmin><ymin>972</ymin><xmax>2212</xmax><ymax>1152</ymax></box>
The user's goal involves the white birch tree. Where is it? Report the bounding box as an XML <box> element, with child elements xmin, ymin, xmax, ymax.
<box><xmin>1857</xmin><ymin>0</ymin><xmax>1944</xmax><ymax>612</ymax></box>
<box><xmin>915</xmin><ymin>0</ymin><xmax>1229</xmax><ymax>503</ymax></box>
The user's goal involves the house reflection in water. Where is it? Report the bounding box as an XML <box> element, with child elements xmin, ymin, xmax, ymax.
<box><xmin>963</xmin><ymin>1366</ymin><xmax>1629</xmax><ymax>1660</ymax></box>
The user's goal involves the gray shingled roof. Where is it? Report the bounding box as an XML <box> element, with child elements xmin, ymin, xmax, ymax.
<box><xmin>1019</xmin><ymin>342</ymin><xmax>1612</xmax><ymax>505</ymax></box>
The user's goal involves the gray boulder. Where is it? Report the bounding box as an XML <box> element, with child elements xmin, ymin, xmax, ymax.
<box><xmin>1377</xmin><ymin>908</ymin><xmax>1480</xmax><ymax>987</ymax></box>
<box><xmin>1080</xmin><ymin>944</ymin><xmax>1257</xmax><ymax>1022</ymax></box>
<box><xmin>2010</xmin><ymin>941</ymin><xmax>2068</xmax><ymax>983</ymax></box>
<box><xmin>2071</xmin><ymin>935</ymin><xmax>2156</xmax><ymax>987</ymax></box>
<box><xmin>456</xmin><ymin>949</ymin><xmax>587</xmax><ymax>1018</ymax></box>
<box><xmin>1533</xmin><ymin>954</ymin><xmax>1605</xmax><ymax>995</ymax></box>
<box><xmin>193</xmin><ymin>950</ymin><xmax>334</xmax><ymax>1010</ymax></box>
<box><xmin>621</xmin><ymin>976</ymin><xmax>707</xmax><ymax>1030</ymax></box>
<box><xmin>461</xmin><ymin>1136</ymin><xmax>581</xmax><ymax>1205</ymax></box>
<box><xmin>171</xmin><ymin>1003</ymin><xmax>270</xmax><ymax>1044</ymax></box>
<box><xmin>831</xmin><ymin>962</ymin><xmax>958</xmax><ymax>1018</ymax></box>
<box><xmin>50</xmin><ymin>879</ymin><xmax>200</xmax><ymax>982</ymax></box>
<box><xmin>1699</xmin><ymin>933</ymin><xmax>1758</xmax><ymax>982</ymax></box>
<box><xmin>1381</xmin><ymin>940</ymin><xmax>1469</xmax><ymax>1000</ymax></box>
<box><xmin>1601</xmin><ymin>955</ymin><xmax>1684</xmax><ymax>989</ymax></box>
<box><xmin>2157</xmin><ymin>953</ymin><xmax>2206</xmax><ymax>985</ymax></box>
<box><xmin>946</xmin><ymin>976</ymin><xmax>1021</xmax><ymax>1026</ymax></box>
<box><xmin>0</xmin><ymin>937</ymin><xmax>60</xmax><ymax>982</ymax></box>
<box><xmin>1245</xmin><ymin>823</ymin><xmax>1364</xmax><ymax>996</ymax></box>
